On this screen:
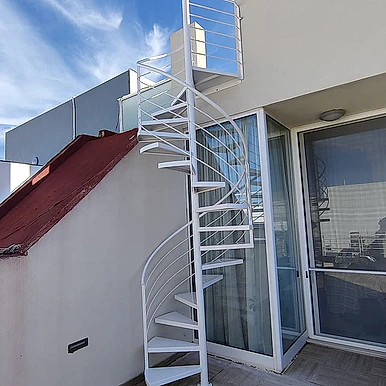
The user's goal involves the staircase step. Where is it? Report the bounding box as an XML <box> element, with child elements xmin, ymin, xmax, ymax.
<box><xmin>171</xmin><ymin>87</ymin><xmax>187</xmax><ymax>106</ymax></box>
<box><xmin>175</xmin><ymin>292</ymin><xmax>197</xmax><ymax>309</ymax></box>
<box><xmin>152</xmin><ymin>102</ymin><xmax>188</xmax><ymax>120</ymax></box>
<box><xmin>198</xmin><ymin>225</ymin><xmax>252</xmax><ymax>232</ymax></box>
<box><xmin>201</xmin><ymin>242</ymin><xmax>254</xmax><ymax>251</ymax></box>
<box><xmin>155</xmin><ymin>312</ymin><xmax>198</xmax><ymax>330</ymax></box>
<box><xmin>138</xmin><ymin>131</ymin><xmax>189</xmax><ymax>142</ymax></box>
<box><xmin>196</xmin><ymin>203</ymin><xmax>248</xmax><ymax>213</ymax></box>
<box><xmin>192</xmin><ymin>67</ymin><xmax>240</xmax><ymax>93</ymax></box>
<box><xmin>192</xmin><ymin>181</ymin><xmax>225</xmax><ymax>193</ymax></box>
<box><xmin>202</xmin><ymin>258</ymin><xmax>244</xmax><ymax>270</ymax></box>
<box><xmin>145</xmin><ymin>366</ymin><xmax>201</xmax><ymax>386</ymax></box>
<box><xmin>158</xmin><ymin>160</ymin><xmax>191</xmax><ymax>174</ymax></box>
<box><xmin>148</xmin><ymin>337</ymin><xmax>199</xmax><ymax>353</ymax></box>
<box><xmin>140</xmin><ymin>142</ymin><xmax>188</xmax><ymax>157</ymax></box>
<box><xmin>141</xmin><ymin>118</ymin><xmax>188</xmax><ymax>130</ymax></box>
<box><xmin>203</xmin><ymin>274</ymin><xmax>223</xmax><ymax>288</ymax></box>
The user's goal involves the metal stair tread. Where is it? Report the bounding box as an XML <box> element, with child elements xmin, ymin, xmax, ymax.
<box><xmin>203</xmin><ymin>274</ymin><xmax>223</xmax><ymax>288</ymax></box>
<box><xmin>192</xmin><ymin>181</ymin><xmax>226</xmax><ymax>193</ymax></box>
<box><xmin>141</xmin><ymin>118</ymin><xmax>188</xmax><ymax>128</ymax></box>
<box><xmin>192</xmin><ymin>66</ymin><xmax>239</xmax><ymax>80</ymax></box>
<box><xmin>158</xmin><ymin>160</ymin><xmax>191</xmax><ymax>174</ymax></box>
<box><xmin>138</xmin><ymin>131</ymin><xmax>189</xmax><ymax>141</ymax></box>
<box><xmin>192</xmin><ymin>67</ymin><xmax>240</xmax><ymax>93</ymax></box>
<box><xmin>152</xmin><ymin>102</ymin><xmax>188</xmax><ymax>120</ymax></box>
<box><xmin>201</xmin><ymin>242</ymin><xmax>254</xmax><ymax>251</ymax></box>
<box><xmin>175</xmin><ymin>292</ymin><xmax>197</xmax><ymax>308</ymax></box>
<box><xmin>202</xmin><ymin>258</ymin><xmax>244</xmax><ymax>270</ymax></box>
<box><xmin>198</xmin><ymin>224</ymin><xmax>252</xmax><ymax>232</ymax></box>
<box><xmin>140</xmin><ymin>142</ymin><xmax>189</xmax><ymax>157</ymax></box>
<box><xmin>148</xmin><ymin>337</ymin><xmax>199</xmax><ymax>353</ymax></box>
<box><xmin>145</xmin><ymin>366</ymin><xmax>201</xmax><ymax>386</ymax></box>
<box><xmin>155</xmin><ymin>311</ymin><xmax>198</xmax><ymax>330</ymax></box>
<box><xmin>196</xmin><ymin>203</ymin><xmax>248</xmax><ymax>213</ymax></box>
<box><xmin>171</xmin><ymin>87</ymin><xmax>187</xmax><ymax>106</ymax></box>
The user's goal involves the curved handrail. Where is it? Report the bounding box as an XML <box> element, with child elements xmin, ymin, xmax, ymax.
<box><xmin>141</xmin><ymin>220</ymin><xmax>192</xmax><ymax>285</ymax></box>
<box><xmin>140</xmin><ymin>2</ymin><xmax>247</xmax><ymax>379</ymax></box>
<box><xmin>139</xmin><ymin>61</ymin><xmax>252</xmax><ymax>296</ymax></box>
<box><xmin>138</xmin><ymin>61</ymin><xmax>252</xmax><ymax>208</ymax></box>
<box><xmin>137</xmin><ymin>44</ymin><xmax>185</xmax><ymax>70</ymax></box>
<box><xmin>138</xmin><ymin>61</ymin><xmax>249</xmax><ymax>154</ymax></box>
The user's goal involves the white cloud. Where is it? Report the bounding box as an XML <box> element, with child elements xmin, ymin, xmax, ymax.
<box><xmin>78</xmin><ymin>23</ymin><xmax>171</xmax><ymax>83</ymax></box>
<box><xmin>145</xmin><ymin>25</ymin><xmax>171</xmax><ymax>57</ymax></box>
<box><xmin>0</xmin><ymin>0</ymin><xmax>88</xmax><ymax>125</ymax></box>
<box><xmin>0</xmin><ymin>0</ymin><xmax>172</xmax><ymax>127</ymax></box>
<box><xmin>41</xmin><ymin>0</ymin><xmax>123</xmax><ymax>31</ymax></box>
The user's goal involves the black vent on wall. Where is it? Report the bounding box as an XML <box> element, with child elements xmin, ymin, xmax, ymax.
<box><xmin>68</xmin><ymin>337</ymin><xmax>89</xmax><ymax>354</ymax></box>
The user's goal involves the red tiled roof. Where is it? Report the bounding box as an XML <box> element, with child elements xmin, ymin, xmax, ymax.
<box><xmin>0</xmin><ymin>129</ymin><xmax>138</xmax><ymax>257</ymax></box>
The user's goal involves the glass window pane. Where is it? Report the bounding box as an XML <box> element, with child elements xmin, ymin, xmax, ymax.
<box><xmin>304</xmin><ymin>119</ymin><xmax>386</xmax><ymax>271</ymax></box>
<box><xmin>313</xmin><ymin>271</ymin><xmax>386</xmax><ymax>346</ymax></box>
<box><xmin>304</xmin><ymin>116</ymin><xmax>386</xmax><ymax>348</ymax></box>
<box><xmin>267</xmin><ymin>117</ymin><xmax>306</xmax><ymax>353</ymax></box>
<box><xmin>198</xmin><ymin>114</ymin><xmax>273</xmax><ymax>356</ymax></box>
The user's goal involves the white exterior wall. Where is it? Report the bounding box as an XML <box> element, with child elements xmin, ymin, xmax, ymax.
<box><xmin>0</xmin><ymin>162</ymin><xmax>10</xmax><ymax>203</ymax></box>
<box><xmin>0</xmin><ymin>162</ymin><xmax>40</xmax><ymax>203</ymax></box>
<box><xmin>210</xmin><ymin>0</ymin><xmax>386</xmax><ymax>117</ymax></box>
<box><xmin>0</xmin><ymin>148</ymin><xmax>187</xmax><ymax>386</ymax></box>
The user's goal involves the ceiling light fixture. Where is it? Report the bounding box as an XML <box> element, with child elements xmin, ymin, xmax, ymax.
<box><xmin>319</xmin><ymin>109</ymin><xmax>346</xmax><ymax>122</ymax></box>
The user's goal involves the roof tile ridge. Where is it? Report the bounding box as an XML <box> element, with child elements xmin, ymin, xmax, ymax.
<box><xmin>0</xmin><ymin>134</ymin><xmax>97</xmax><ymax>220</ymax></box>
<box><xmin>18</xmin><ymin>130</ymin><xmax>138</xmax><ymax>255</ymax></box>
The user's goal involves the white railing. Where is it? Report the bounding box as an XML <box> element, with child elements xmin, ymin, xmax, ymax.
<box><xmin>188</xmin><ymin>0</ymin><xmax>243</xmax><ymax>78</ymax></box>
<box><xmin>138</xmin><ymin>46</ymin><xmax>252</xmax><ymax>377</ymax></box>
<box><xmin>138</xmin><ymin>2</ymin><xmax>248</xmax><ymax>384</ymax></box>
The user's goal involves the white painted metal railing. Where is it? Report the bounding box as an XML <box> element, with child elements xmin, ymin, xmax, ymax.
<box><xmin>137</xmin><ymin>1</ymin><xmax>249</xmax><ymax>385</ymax></box>
<box><xmin>189</xmin><ymin>0</ymin><xmax>243</xmax><ymax>78</ymax></box>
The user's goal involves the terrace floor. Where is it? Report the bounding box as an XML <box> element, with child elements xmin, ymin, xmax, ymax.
<box><xmin>134</xmin><ymin>343</ymin><xmax>386</xmax><ymax>386</ymax></box>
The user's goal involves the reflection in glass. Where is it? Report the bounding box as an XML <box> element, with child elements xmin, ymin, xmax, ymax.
<box><xmin>267</xmin><ymin>118</ymin><xmax>305</xmax><ymax>352</ymax></box>
<box><xmin>305</xmin><ymin>120</ymin><xmax>386</xmax><ymax>271</ymax></box>
<box><xmin>304</xmin><ymin>117</ymin><xmax>386</xmax><ymax>346</ymax></box>
<box><xmin>198</xmin><ymin>115</ymin><xmax>273</xmax><ymax>356</ymax></box>
<box><xmin>315</xmin><ymin>271</ymin><xmax>386</xmax><ymax>346</ymax></box>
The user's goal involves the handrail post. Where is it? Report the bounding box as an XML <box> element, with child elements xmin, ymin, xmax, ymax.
<box><xmin>182</xmin><ymin>0</ymin><xmax>211</xmax><ymax>385</ymax></box>
<box><xmin>234</xmin><ymin>2</ymin><xmax>244</xmax><ymax>80</ymax></box>
<box><xmin>141</xmin><ymin>283</ymin><xmax>149</xmax><ymax>370</ymax></box>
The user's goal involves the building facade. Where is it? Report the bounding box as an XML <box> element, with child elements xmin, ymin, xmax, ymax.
<box><xmin>0</xmin><ymin>130</ymin><xmax>186</xmax><ymax>386</ymax></box>
<box><xmin>132</xmin><ymin>0</ymin><xmax>386</xmax><ymax>382</ymax></box>
<box><xmin>5</xmin><ymin>70</ymin><xmax>138</xmax><ymax>165</ymax></box>
<box><xmin>3</xmin><ymin>0</ymin><xmax>386</xmax><ymax>384</ymax></box>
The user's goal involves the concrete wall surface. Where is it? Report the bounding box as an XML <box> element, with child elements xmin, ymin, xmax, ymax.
<box><xmin>0</xmin><ymin>147</ymin><xmax>187</xmax><ymax>386</ymax></box>
<box><xmin>0</xmin><ymin>162</ymin><xmax>10</xmax><ymax>203</ymax></box>
<box><xmin>5</xmin><ymin>71</ymin><xmax>131</xmax><ymax>165</ymax></box>
<box><xmin>0</xmin><ymin>162</ymin><xmax>40</xmax><ymax>204</ymax></box>
<box><xmin>5</xmin><ymin>101</ymin><xmax>73</xmax><ymax>165</ymax></box>
<box><xmin>209</xmin><ymin>0</ymin><xmax>386</xmax><ymax>117</ymax></box>
<box><xmin>76</xmin><ymin>72</ymin><xmax>129</xmax><ymax>136</ymax></box>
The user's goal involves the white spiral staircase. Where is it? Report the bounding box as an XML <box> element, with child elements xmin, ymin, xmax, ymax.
<box><xmin>137</xmin><ymin>1</ymin><xmax>253</xmax><ymax>385</ymax></box>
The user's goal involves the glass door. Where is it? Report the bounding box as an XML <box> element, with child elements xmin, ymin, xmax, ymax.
<box><xmin>198</xmin><ymin>115</ymin><xmax>274</xmax><ymax>359</ymax></box>
<box><xmin>302</xmin><ymin>117</ymin><xmax>386</xmax><ymax>350</ymax></box>
<box><xmin>195</xmin><ymin>111</ymin><xmax>307</xmax><ymax>371</ymax></box>
<box><xmin>266</xmin><ymin>117</ymin><xmax>306</xmax><ymax>367</ymax></box>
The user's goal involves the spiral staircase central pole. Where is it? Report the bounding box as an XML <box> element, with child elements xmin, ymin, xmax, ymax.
<box><xmin>181</xmin><ymin>1</ymin><xmax>210</xmax><ymax>385</ymax></box>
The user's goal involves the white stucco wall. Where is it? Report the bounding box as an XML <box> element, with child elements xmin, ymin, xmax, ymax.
<box><xmin>0</xmin><ymin>162</ymin><xmax>40</xmax><ymax>203</ymax></box>
<box><xmin>0</xmin><ymin>147</ymin><xmax>187</xmax><ymax>386</ymax></box>
<box><xmin>209</xmin><ymin>0</ymin><xmax>386</xmax><ymax>117</ymax></box>
<box><xmin>0</xmin><ymin>162</ymin><xmax>10</xmax><ymax>203</ymax></box>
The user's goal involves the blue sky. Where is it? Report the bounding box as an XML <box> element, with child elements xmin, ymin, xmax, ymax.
<box><xmin>0</xmin><ymin>0</ymin><xmax>182</xmax><ymax>158</ymax></box>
